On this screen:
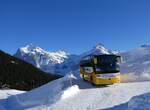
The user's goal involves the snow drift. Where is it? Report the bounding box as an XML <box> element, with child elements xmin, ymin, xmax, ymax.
<box><xmin>104</xmin><ymin>92</ymin><xmax>150</xmax><ymax>110</ymax></box>
<box><xmin>1</xmin><ymin>74</ymin><xmax>79</xmax><ymax>110</ymax></box>
<box><xmin>127</xmin><ymin>92</ymin><xmax>150</xmax><ymax>110</ymax></box>
<box><xmin>0</xmin><ymin>90</ymin><xmax>25</xmax><ymax>100</ymax></box>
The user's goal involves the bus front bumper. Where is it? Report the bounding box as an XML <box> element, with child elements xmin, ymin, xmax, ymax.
<box><xmin>93</xmin><ymin>76</ymin><xmax>120</xmax><ymax>85</ymax></box>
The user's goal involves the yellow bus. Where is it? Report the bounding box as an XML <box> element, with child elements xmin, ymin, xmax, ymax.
<box><xmin>80</xmin><ymin>54</ymin><xmax>121</xmax><ymax>85</ymax></box>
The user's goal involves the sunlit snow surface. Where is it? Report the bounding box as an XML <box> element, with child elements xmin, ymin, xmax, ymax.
<box><xmin>0</xmin><ymin>89</ymin><xmax>25</xmax><ymax>110</ymax></box>
<box><xmin>0</xmin><ymin>90</ymin><xmax>25</xmax><ymax>100</ymax></box>
<box><xmin>0</xmin><ymin>74</ymin><xmax>150</xmax><ymax>110</ymax></box>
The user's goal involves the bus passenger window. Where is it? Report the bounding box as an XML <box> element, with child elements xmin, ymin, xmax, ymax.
<box><xmin>84</xmin><ymin>67</ymin><xmax>93</xmax><ymax>73</ymax></box>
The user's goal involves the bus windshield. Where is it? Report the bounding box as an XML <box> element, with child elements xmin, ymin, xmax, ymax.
<box><xmin>95</xmin><ymin>55</ymin><xmax>121</xmax><ymax>74</ymax></box>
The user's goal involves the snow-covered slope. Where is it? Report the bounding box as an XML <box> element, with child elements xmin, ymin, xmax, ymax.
<box><xmin>0</xmin><ymin>75</ymin><xmax>79</xmax><ymax>110</ymax></box>
<box><xmin>120</xmin><ymin>45</ymin><xmax>150</xmax><ymax>82</ymax></box>
<box><xmin>127</xmin><ymin>92</ymin><xmax>150</xmax><ymax>110</ymax></box>
<box><xmin>0</xmin><ymin>90</ymin><xmax>25</xmax><ymax>100</ymax></box>
<box><xmin>0</xmin><ymin>89</ymin><xmax>25</xmax><ymax>110</ymax></box>
<box><xmin>104</xmin><ymin>92</ymin><xmax>150</xmax><ymax>110</ymax></box>
<box><xmin>0</xmin><ymin>75</ymin><xmax>150</xmax><ymax>110</ymax></box>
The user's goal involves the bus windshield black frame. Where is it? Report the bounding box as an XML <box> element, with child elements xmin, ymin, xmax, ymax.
<box><xmin>94</xmin><ymin>55</ymin><xmax>121</xmax><ymax>74</ymax></box>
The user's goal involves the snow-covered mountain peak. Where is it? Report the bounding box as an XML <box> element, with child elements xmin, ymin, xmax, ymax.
<box><xmin>51</xmin><ymin>50</ymin><xmax>70</xmax><ymax>57</ymax></box>
<box><xmin>20</xmin><ymin>44</ymin><xmax>45</xmax><ymax>54</ymax></box>
<box><xmin>15</xmin><ymin>44</ymin><xmax>71</xmax><ymax>71</ymax></box>
<box><xmin>92</xmin><ymin>43</ymin><xmax>112</xmax><ymax>55</ymax></box>
<box><xmin>82</xmin><ymin>43</ymin><xmax>112</xmax><ymax>56</ymax></box>
<box><xmin>15</xmin><ymin>43</ymin><xmax>115</xmax><ymax>76</ymax></box>
<box><xmin>19</xmin><ymin>44</ymin><xmax>69</xmax><ymax>56</ymax></box>
<box><xmin>94</xmin><ymin>43</ymin><xmax>105</xmax><ymax>50</ymax></box>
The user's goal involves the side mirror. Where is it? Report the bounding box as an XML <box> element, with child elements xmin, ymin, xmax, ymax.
<box><xmin>117</xmin><ymin>56</ymin><xmax>122</xmax><ymax>63</ymax></box>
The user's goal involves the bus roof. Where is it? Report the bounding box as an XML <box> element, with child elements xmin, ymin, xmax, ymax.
<box><xmin>82</xmin><ymin>54</ymin><xmax>120</xmax><ymax>59</ymax></box>
<box><xmin>80</xmin><ymin>54</ymin><xmax>121</xmax><ymax>65</ymax></box>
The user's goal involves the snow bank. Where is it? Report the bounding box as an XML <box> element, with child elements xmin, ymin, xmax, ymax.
<box><xmin>1</xmin><ymin>78</ymin><xmax>150</xmax><ymax>110</ymax></box>
<box><xmin>30</xmin><ymin>81</ymin><xmax>150</xmax><ymax>110</ymax></box>
<box><xmin>61</xmin><ymin>85</ymin><xmax>79</xmax><ymax>99</ymax></box>
<box><xmin>0</xmin><ymin>90</ymin><xmax>25</xmax><ymax>110</ymax></box>
<box><xmin>0</xmin><ymin>90</ymin><xmax>25</xmax><ymax>100</ymax></box>
<box><xmin>105</xmin><ymin>92</ymin><xmax>150</xmax><ymax>110</ymax></box>
<box><xmin>1</xmin><ymin>74</ymin><xmax>79</xmax><ymax>110</ymax></box>
<box><xmin>128</xmin><ymin>92</ymin><xmax>150</xmax><ymax>110</ymax></box>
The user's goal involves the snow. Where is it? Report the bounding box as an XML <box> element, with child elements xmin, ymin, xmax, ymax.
<box><xmin>119</xmin><ymin>45</ymin><xmax>150</xmax><ymax>82</ymax></box>
<box><xmin>19</xmin><ymin>44</ymin><xmax>69</xmax><ymax>62</ymax></box>
<box><xmin>0</xmin><ymin>74</ymin><xmax>79</xmax><ymax>110</ymax></box>
<box><xmin>0</xmin><ymin>74</ymin><xmax>150</xmax><ymax>110</ymax></box>
<box><xmin>15</xmin><ymin>43</ymin><xmax>150</xmax><ymax>82</ymax></box>
<box><xmin>19</xmin><ymin>44</ymin><xmax>69</xmax><ymax>64</ymax></box>
<box><xmin>127</xmin><ymin>92</ymin><xmax>150</xmax><ymax>110</ymax></box>
<box><xmin>60</xmin><ymin>85</ymin><xmax>79</xmax><ymax>100</ymax></box>
<box><xmin>0</xmin><ymin>90</ymin><xmax>25</xmax><ymax>100</ymax></box>
<box><xmin>45</xmin><ymin>81</ymin><xmax>150</xmax><ymax>110</ymax></box>
<box><xmin>81</xmin><ymin>43</ymin><xmax>113</xmax><ymax>56</ymax></box>
<box><xmin>104</xmin><ymin>92</ymin><xmax>150</xmax><ymax>110</ymax></box>
<box><xmin>8</xmin><ymin>43</ymin><xmax>150</xmax><ymax>110</ymax></box>
<box><xmin>0</xmin><ymin>89</ymin><xmax>25</xmax><ymax>110</ymax></box>
<box><xmin>15</xmin><ymin>44</ymin><xmax>72</xmax><ymax>75</ymax></box>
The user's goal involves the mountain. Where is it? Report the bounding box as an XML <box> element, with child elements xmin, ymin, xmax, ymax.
<box><xmin>14</xmin><ymin>44</ymin><xmax>113</xmax><ymax>77</ymax></box>
<box><xmin>0</xmin><ymin>75</ymin><xmax>149</xmax><ymax>110</ymax></box>
<box><xmin>1</xmin><ymin>44</ymin><xmax>149</xmax><ymax>110</ymax></box>
<box><xmin>81</xmin><ymin>43</ymin><xmax>114</xmax><ymax>56</ymax></box>
<box><xmin>15</xmin><ymin>44</ymin><xmax>150</xmax><ymax>82</ymax></box>
<box><xmin>0</xmin><ymin>50</ymin><xmax>61</xmax><ymax>91</ymax></box>
<box><xmin>14</xmin><ymin>44</ymin><xmax>79</xmax><ymax>75</ymax></box>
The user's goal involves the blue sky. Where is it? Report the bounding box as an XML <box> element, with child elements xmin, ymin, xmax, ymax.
<box><xmin>0</xmin><ymin>0</ymin><xmax>150</xmax><ymax>54</ymax></box>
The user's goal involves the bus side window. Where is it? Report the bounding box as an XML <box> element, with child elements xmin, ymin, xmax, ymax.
<box><xmin>84</xmin><ymin>67</ymin><xmax>93</xmax><ymax>73</ymax></box>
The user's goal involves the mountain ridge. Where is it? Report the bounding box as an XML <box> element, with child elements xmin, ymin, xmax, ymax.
<box><xmin>14</xmin><ymin>43</ymin><xmax>150</xmax><ymax>81</ymax></box>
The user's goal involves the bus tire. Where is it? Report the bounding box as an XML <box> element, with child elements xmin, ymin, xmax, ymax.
<box><xmin>83</xmin><ymin>75</ymin><xmax>86</xmax><ymax>81</ymax></box>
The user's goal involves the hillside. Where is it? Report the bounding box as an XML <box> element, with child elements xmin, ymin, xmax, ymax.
<box><xmin>0</xmin><ymin>50</ymin><xmax>62</xmax><ymax>91</ymax></box>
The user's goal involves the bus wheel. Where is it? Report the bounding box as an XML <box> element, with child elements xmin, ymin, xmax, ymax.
<box><xmin>90</xmin><ymin>76</ymin><xmax>93</xmax><ymax>81</ymax></box>
<box><xmin>91</xmin><ymin>83</ymin><xmax>96</xmax><ymax>86</ymax></box>
<box><xmin>83</xmin><ymin>75</ymin><xmax>86</xmax><ymax>81</ymax></box>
